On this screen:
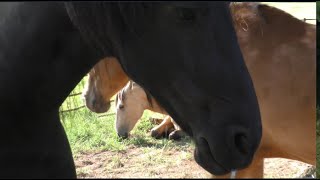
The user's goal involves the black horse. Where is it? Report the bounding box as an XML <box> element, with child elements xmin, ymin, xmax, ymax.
<box><xmin>0</xmin><ymin>2</ymin><xmax>262</xmax><ymax>178</ymax></box>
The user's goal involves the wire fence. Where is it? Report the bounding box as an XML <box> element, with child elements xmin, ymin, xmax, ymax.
<box><xmin>59</xmin><ymin>76</ymin><xmax>86</xmax><ymax>114</ymax></box>
<box><xmin>58</xmin><ymin>73</ymin><xmax>118</xmax><ymax>122</ymax></box>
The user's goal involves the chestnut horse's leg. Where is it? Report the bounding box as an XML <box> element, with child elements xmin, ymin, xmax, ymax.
<box><xmin>168</xmin><ymin>119</ymin><xmax>186</xmax><ymax>140</ymax></box>
<box><xmin>168</xmin><ymin>130</ymin><xmax>186</xmax><ymax>140</ymax></box>
<box><xmin>150</xmin><ymin>116</ymin><xmax>174</xmax><ymax>139</ymax></box>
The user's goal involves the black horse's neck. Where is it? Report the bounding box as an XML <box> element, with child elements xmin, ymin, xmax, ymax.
<box><xmin>65</xmin><ymin>2</ymin><xmax>122</xmax><ymax>58</ymax></box>
<box><xmin>0</xmin><ymin>2</ymin><xmax>100</xmax><ymax>114</ymax></box>
<box><xmin>0</xmin><ymin>2</ymin><xmax>101</xmax><ymax>178</ymax></box>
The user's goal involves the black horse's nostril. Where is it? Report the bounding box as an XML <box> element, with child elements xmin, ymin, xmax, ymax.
<box><xmin>234</xmin><ymin>133</ymin><xmax>249</xmax><ymax>155</ymax></box>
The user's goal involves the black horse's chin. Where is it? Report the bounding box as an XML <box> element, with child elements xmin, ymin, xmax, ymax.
<box><xmin>194</xmin><ymin>137</ymin><xmax>230</xmax><ymax>176</ymax></box>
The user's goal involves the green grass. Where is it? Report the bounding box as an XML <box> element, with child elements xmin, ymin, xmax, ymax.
<box><xmin>59</xmin><ymin>76</ymin><xmax>194</xmax><ymax>156</ymax></box>
<box><xmin>61</xmin><ymin>107</ymin><xmax>126</xmax><ymax>154</ymax></box>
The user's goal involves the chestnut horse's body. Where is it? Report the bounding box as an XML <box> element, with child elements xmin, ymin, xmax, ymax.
<box><xmin>224</xmin><ymin>3</ymin><xmax>316</xmax><ymax>178</ymax></box>
<box><xmin>85</xmin><ymin>3</ymin><xmax>316</xmax><ymax>178</ymax></box>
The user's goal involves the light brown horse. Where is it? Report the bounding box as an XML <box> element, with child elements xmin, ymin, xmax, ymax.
<box><xmin>84</xmin><ymin>2</ymin><xmax>316</xmax><ymax>178</ymax></box>
<box><xmin>82</xmin><ymin>57</ymin><xmax>129</xmax><ymax>113</ymax></box>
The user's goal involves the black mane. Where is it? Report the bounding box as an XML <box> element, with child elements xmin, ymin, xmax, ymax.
<box><xmin>65</xmin><ymin>2</ymin><xmax>154</xmax><ymax>58</ymax></box>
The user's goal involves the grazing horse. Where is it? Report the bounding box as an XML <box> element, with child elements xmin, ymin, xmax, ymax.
<box><xmin>83</xmin><ymin>58</ymin><xmax>182</xmax><ymax>140</ymax></box>
<box><xmin>0</xmin><ymin>2</ymin><xmax>262</xmax><ymax>178</ymax></box>
<box><xmin>82</xmin><ymin>57</ymin><xmax>129</xmax><ymax>113</ymax></box>
<box><xmin>85</xmin><ymin>2</ymin><xmax>316</xmax><ymax>178</ymax></box>
<box><xmin>82</xmin><ymin>58</ymin><xmax>184</xmax><ymax>139</ymax></box>
<box><xmin>114</xmin><ymin>81</ymin><xmax>184</xmax><ymax>140</ymax></box>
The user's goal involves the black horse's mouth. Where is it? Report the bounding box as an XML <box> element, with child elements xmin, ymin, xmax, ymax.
<box><xmin>194</xmin><ymin>137</ymin><xmax>231</xmax><ymax>175</ymax></box>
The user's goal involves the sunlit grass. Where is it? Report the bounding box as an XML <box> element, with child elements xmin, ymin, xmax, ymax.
<box><xmin>59</xmin><ymin>76</ymin><xmax>194</xmax><ymax>157</ymax></box>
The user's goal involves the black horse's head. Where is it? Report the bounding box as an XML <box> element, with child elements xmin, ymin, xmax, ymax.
<box><xmin>66</xmin><ymin>2</ymin><xmax>262</xmax><ymax>175</ymax></box>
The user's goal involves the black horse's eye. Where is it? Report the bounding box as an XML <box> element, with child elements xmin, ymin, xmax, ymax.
<box><xmin>177</xmin><ymin>8</ymin><xmax>196</xmax><ymax>22</ymax></box>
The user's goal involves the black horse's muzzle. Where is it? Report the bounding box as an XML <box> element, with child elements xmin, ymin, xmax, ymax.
<box><xmin>193</xmin><ymin>124</ymin><xmax>260</xmax><ymax>176</ymax></box>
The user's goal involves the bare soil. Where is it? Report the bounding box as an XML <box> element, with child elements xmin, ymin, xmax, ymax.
<box><xmin>74</xmin><ymin>145</ymin><xmax>314</xmax><ymax>178</ymax></box>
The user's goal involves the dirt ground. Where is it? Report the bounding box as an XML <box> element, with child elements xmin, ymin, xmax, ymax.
<box><xmin>74</xmin><ymin>145</ymin><xmax>314</xmax><ymax>178</ymax></box>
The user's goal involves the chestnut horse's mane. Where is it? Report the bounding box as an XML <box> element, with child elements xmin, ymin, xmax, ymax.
<box><xmin>230</xmin><ymin>2</ymin><xmax>307</xmax><ymax>38</ymax></box>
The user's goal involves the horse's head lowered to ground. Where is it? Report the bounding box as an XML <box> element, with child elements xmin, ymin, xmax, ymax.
<box><xmin>66</xmin><ymin>2</ymin><xmax>262</xmax><ymax>175</ymax></box>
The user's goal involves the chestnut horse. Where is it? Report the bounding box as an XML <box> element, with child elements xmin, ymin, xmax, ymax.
<box><xmin>85</xmin><ymin>2</ymin><xmax>316</xmax><ymax>178</ymax></box>
<box><xmin>226</xmin><ymin>2</ymin><xmax>316</xmax><ymax>178</ymax></box>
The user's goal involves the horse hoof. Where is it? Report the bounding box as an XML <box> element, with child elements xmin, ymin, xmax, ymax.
<box><xmin>168</xmin><ymin>131</ymin><xmax>182</xmax><ymax>141</ymax></box>
<box><xmin>151</xmin><ymin>129</ymin><xmax>162</xmax><ymax>139</ymax></box>
<box><xmin>117</xmin><ymin>132</ymin><xmax>129</xmax><ymax>139</ymax></box>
